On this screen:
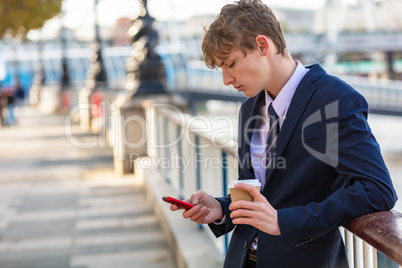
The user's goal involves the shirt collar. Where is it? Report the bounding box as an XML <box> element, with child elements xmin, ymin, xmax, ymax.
<box><xmin>264</xmin><ymin>60</ymin><xmax>309</xmax><ymax>118</ymax></box>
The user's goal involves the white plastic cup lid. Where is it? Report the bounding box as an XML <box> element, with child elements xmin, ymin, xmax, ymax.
<box><xmin>228</xmin><ymin>179</ymin><xmax>261</xmax><ymax>188</ymax></box>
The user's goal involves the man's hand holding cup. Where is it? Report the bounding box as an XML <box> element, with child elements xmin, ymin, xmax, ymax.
<box><xmin>229</xmin><ymin>179</ymin><xmax>281</xmax><ymax>235</ymax></box>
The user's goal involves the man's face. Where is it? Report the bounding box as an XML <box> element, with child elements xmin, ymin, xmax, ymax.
<box><xmin>218</xmin><ymin>47</ymin><xmax>269</xmax><ymax>98</ymax></box>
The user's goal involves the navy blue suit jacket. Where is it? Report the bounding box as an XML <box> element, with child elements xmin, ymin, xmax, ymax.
<box><xmin>209</xmin><ymin>64</ymin><xmax>398</xmax><ymax>268</ymax></box>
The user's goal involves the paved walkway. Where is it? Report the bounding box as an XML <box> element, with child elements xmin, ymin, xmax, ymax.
<box><xmin>0</xmin><ymin>107</ymin><xmax>175</xmax><ymax>268</ymax></box>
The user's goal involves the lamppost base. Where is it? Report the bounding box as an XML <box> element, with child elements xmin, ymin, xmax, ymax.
<box><xmin>112</xmin><ymin>94</ymin><xmax>187</xmax><ymax>175</ymax></box>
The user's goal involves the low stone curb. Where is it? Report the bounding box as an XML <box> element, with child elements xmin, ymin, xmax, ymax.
<box><xmin>134</xmin><ymin>158</ymin><xmax>224</xmax><ymax>268</ymax></box>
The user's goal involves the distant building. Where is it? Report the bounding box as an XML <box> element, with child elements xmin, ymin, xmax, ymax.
<box><xmin>273</xmin><ymin>8</ymin><xmax>316</xmax><ymax>33</ymax></box>
<box><xmin>315</xmin><ymin>0</ymin><xmax>402</xmax><ymax>34</ymax></box>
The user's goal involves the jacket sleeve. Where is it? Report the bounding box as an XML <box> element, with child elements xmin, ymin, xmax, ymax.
<box><xmin>208</xmin><ymin>195</ymin><xmax>236</xmax><ymax>237</ymax></box>
<box><xmin>277</xmin><ymin>90</ymin><xmax>398</xmax><ymax>252</ymax></box>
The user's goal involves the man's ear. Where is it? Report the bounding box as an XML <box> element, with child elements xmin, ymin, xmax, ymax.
<box><xmin>256</xmin><ymin>35</ymin><xmax>269</xmax><ymax>56</ymax></box>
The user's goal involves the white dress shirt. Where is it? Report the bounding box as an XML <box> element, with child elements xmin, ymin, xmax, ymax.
<box><xmin>250</xmin><ymin>61</ymin><xmax>309</xmax><ymax>188</ymax></box>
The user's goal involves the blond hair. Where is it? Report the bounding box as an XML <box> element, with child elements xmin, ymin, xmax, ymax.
<box><xmin>202</xmin><ymin>0</ymin><xmax>287</xmax><ymax>69</ymax></box>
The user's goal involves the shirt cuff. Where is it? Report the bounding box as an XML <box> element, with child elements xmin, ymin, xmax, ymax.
<box><xmin>213</xmin><ymin>215</ymin><xmax>226</xmax><ymax>225</ymax></box>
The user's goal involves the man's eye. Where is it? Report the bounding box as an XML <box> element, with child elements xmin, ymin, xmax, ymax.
<box><xmin>229</xmin><ymin>62</ymin><xmax>235</xmax><ymax>68</ymax></box>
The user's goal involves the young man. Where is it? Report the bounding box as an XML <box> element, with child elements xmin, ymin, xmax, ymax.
<box><xmin>170</xmin><ymin>1</ymin><xmax>398</xmax><ymax>267</ymax></box>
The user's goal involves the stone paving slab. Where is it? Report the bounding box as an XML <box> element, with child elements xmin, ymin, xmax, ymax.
<box><xmin>2</xmin><ymin>218</ymin><xmax>75</xmax><ymax>239</ymax></box>
<box><xmin>0</xmin><ymin>252</ymin><xmax>71</xmax><ymax>268</ymax></box>
<box><xmin>7</xmin><ymin>236</ymin><xmax>72</xmax><ymax>252</ymax></box>
<box><xmin>0</xmin><ymin>107</ymin><xmax>175</xmax><ymax>268</ymax></box>
<box><xmin>70</xmin><ymin>248</ymin><xmax>174</xmax><ymax>268</ymax></box>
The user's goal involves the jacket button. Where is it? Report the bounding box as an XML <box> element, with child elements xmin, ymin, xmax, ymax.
<box><xmin>244</xmin><ymin>241</ymin><xmax>248</xmax><ymax>248</ymax></box>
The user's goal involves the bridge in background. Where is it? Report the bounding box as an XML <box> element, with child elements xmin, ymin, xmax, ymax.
<box><xmin>1</xmin><ymin>30</ymin><xmax>402</xmax><ymax>84</ymax></box>
<box><xmin>286</xmin><ymin>31</ymin><xmax>402</xmax><ymax>54</ymax></box>
<box><xmin>1</xmin><ymin>40</ymin><xmax>402</xmax><ymax>116</ymax></box>
<box><xmin>183</xmin><ymin>60</ymin><xmax>402</xmax><ymax>116</ymax></box>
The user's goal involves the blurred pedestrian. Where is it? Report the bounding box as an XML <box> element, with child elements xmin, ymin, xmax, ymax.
<box><xmin>14</xmin><ymin>81</ymin><xmax>25</xmax><ymax>106</ymax></box>
<box><xmin>5</xmin><ymin>88</ymin><xmax>16</xmax><ymax>126</ymax></box>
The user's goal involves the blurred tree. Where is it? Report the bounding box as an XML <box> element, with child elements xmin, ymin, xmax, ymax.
<box><xmin>0</xmin><ymin>0</ymin><xmax>62</xmax><ymax>37</ymax></box>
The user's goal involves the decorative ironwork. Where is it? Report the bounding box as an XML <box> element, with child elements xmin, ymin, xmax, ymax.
<box><xmin>125</xmin><ymin>0</ymin><xmax>167</xmax><ymax>96</ymax></box>
<box><xmin>60</xmin><ymin>26</ymin><xmax>71</xmax><ymax>90</ymax></box>
<box><xmin>33</xmin><ymin>41</ymin><xmax>46</xmax><ymax>86</ymax></box>
<box><xmin>85</xmin><ymin>0</ymin><xmax>108</xmax><ymax>91</ymax></box>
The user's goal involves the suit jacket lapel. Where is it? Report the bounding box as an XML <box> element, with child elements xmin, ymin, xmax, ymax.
<box><xmin>240</xmin><ymin>91</ymin><xmax>265</xmax><ymax>180</ymax></box>
<box><xmin>263</xmin><ymin>64</ymin><xmax>324</xmax><ymax>186</ymax></box>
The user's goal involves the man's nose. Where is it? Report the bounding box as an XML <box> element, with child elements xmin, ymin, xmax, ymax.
<box><xmin>222</xmin><ymin>69</ymin><xmax>234</xmax><ymax>86</ymax></box>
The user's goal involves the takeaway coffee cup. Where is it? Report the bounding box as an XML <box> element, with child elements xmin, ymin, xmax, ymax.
<box><xmin>229</xmin><ymin>179</ymin><xmax>261</xmax><ymax>202</ymax></box>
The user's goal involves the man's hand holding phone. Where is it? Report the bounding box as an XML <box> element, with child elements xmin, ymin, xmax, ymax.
<box><xmin>167</xmin><ymin>190</ymin><xmax>224</xmax><ymax>224</ymax></box>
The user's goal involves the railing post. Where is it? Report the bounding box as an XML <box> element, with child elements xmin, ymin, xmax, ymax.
<box><xmin>345</xmin><ymin>228</ymin><xmax>355</xmax><ymax>267</ymax></box>
<box><xmin>195</xmin><ymin>135</ymin><xmax>201</xmax><ymax>190</ymax></box>
<box><xmin>373</xmin><ymin>248</ymin><xmax>378</xmax><ymax>268</ymax></box>
<box><xmin>222</xmin><ymin>150</ymin><xmax>229</xmax><ymax>252</ymax></box>
<box><xmin>155</xmin><ymin>109</ymin><xmax>161</xmax><ymax>169</ymax></box>
<box><xmin>195</xmin><ymin>134</ymin><xmax>203</xmax><ymax>231</ymax></box>
<box><xmin>363</xmin><ymin>241</ymin><xmax>374</xmax><ymax>268</ymax></box>
<box><xmin>163</xmin><ymin>118</ymin><xmax>170</xmax><ymax>183</ymax></box>
<box><xmin>177</xmin><ymin>124</ymin><xmax>184</xmax><ymax>198</ymax></box>
<box><xmin>354</xmin><ymin>235</ymin><xmax>363</xmax><ymax>268</ymax></box>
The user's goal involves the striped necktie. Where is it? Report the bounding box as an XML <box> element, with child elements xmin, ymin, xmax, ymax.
<box><xmin>266</xmin><ymin>103</ymin><xmax>280</xmax><ymax>168</ymax></box>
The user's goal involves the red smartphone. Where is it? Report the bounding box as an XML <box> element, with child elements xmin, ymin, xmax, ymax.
<box><xmin>162</xmin><ymin>196</ymin><xmax>194</xmax><ymax>210</ymax></box>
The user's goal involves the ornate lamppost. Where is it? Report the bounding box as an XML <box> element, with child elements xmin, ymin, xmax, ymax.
<box><xmin>79</xmin><ymin>0</ymin><xmax>108</xmax><ymax>131</ymax></box>
<box><xmin>124</xmin><ymin>0</ymin><xmax>166</xmax><ymax>96</ymax></box>
<box><xmin>113</xmin><ymin>0</ymin><xmax>171</xmax><ymax>175</ymax></box>
<box><xmin>58</xmin><ymin>25</ymin><xmax>72</xmax><ymax>114</ymax></box>
<box><xmin>86</xmin><ymin>0</ymin><xmax>108</xmax><ymax>92</ymax></box>
<box><xmin>29</xmin><ymin>39</ymin><xmax>46</xmax><ymax>106</ymax></box>
<box><xmin>60</xmin><ymin>26</ymin><xmax>71</xmax><ymax>91</ymax></box>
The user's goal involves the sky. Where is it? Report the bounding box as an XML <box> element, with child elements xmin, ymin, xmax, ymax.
<box><xmin>32</xmin><ymin>0</ymin><xmax>358</xmax><ymax>40</ymax></box>
<box><xmin>61</xmin><ymin>0</ymin><xmax>328</xmax><ymax>29</ymax></box>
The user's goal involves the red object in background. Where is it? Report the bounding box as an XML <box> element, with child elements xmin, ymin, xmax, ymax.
<box><xmin>90</xmin><ymin>92</ymin><xmax>103</xmax><ymax>118</ymax></box>
<box><xmin>62</xmin><ymin>92</ymin><xmax>71</xmax><ymax>109</ymax></box>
